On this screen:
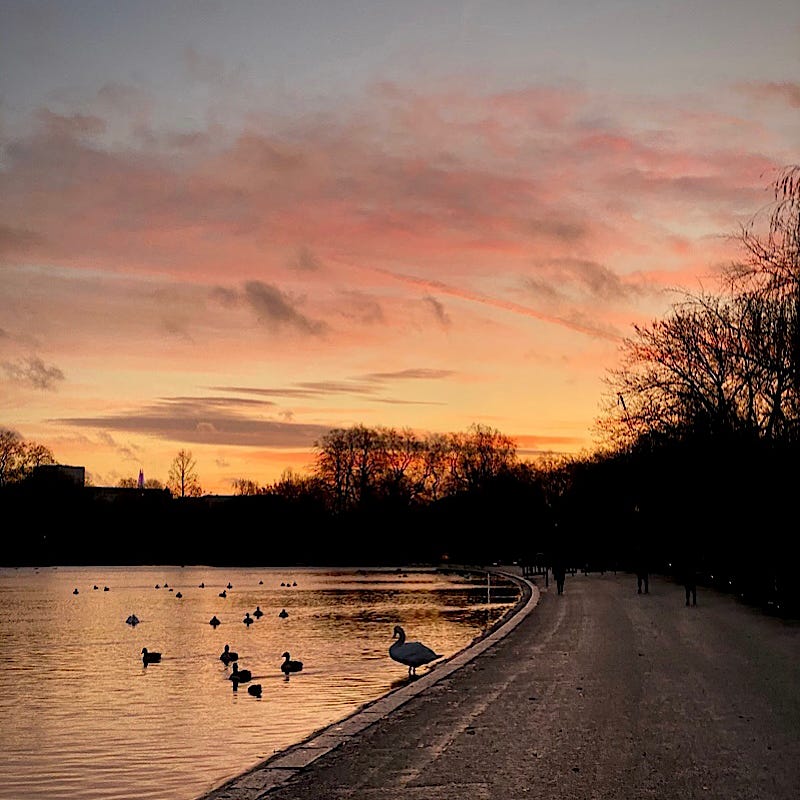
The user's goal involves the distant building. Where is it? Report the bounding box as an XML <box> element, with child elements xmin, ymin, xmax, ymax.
<box><xmin>138</xmin><ymin>469</ymin><xmax>144</xmax><ymax>489</ymax></box>
<box><xmin>32</xmin><ymin>464</ymin><xmax>86</xmax><ymax>487</ymax></box>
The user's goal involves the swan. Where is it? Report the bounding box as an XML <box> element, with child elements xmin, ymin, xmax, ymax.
<box><xmin>228</xmin><ymin>663</ymin><xmax>251</xmax><ymax>683</ymax></box>
<box><xmin>389</xmin><ymin>625</ymin><xmax>441</xmax><ymax>676</ymax></box>
<box><xmin>220</xmin><ymin>644</ymin><xmax>238</xmax><ymax>664</ymax></box>
<box><xmin>141</xmin><ymin>647</ymin><xmax>161</xmax><ymax>665</ymax></box>
<box><xmin>278</xmin><ymin>609</ymin><xmax>289</xmax><ymax>618</ymax></box>
<box><xmin>243</xmin><ymin>612</ymin><xmax>253</xmax><ymax>626</ymax></box>
<box><xmin>247</xmin><ymin>683</ymin><xmax>262</xmax><ymax>697</ymax></box>
<box><xmin>281</xmin><ymin>652</ymin><xmax>303</xmax><ymax>674</ymax></box>
<box><xmin>253</xmin><ymin>606</ymin><xmax>263</xmax><ymax>618</ymax></box>
<box><xmin>209</xmin><ymin>615</ymin><xmax>221</xmax><ymax>627</ymax></box>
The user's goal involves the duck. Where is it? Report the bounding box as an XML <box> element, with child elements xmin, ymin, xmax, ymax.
<box><xmin>209</xmin><ymin>615</ymin><xmax>221</xmax><ymax>627</ymax></box>
<box><xmin>243</xmin><ymin>612</ymin><xmax>253</xmax><ymax>626</ymax></box>
<box><xmin>141</xmin><ymin>647</ymin><xmax>161</xmax><ymax>665</ymax></box>
<box><xmin>219</xmin><ymin>590</ymin><xmax>227</xmax><ymax>598</ymax></box>
<box><xmin>389</xmin><ymin>625</ymin><xmax>442</xmax><ymax>676</ymax></box>
<box><xmin>247</xmin><ymin>683</ymin><xmax>262</xmax><ymax>697</ymax></box>
<box><xmin>175</xmin><ymin>591</ymin><xmax>182</xmax><ymax>598</ymax></box>
<box><xmin>199</xmin><ymin>582</ymin><xmax>205</xmax><ymax>588</ymax></box>
<box><xmin>93</xmin><ymin>585</ymin><xmax>99</xmax><ymax>590</ymax></box>
<box><xmin>104</xmin><ymin>586</ymin><xmax>110</xmax><ymax>591</ymax></box>
<box><xmin>228</xmin><ymin>663</ymin><xmax>251</xmax><ymax>683</ymax></box>
<box><xmin>73</xmin><ymin>588</ymin><xmax>79</xmax><ymax>595</ymax></box>
<box><xmin>281</xmin><ymin>652</ymin><xmax>303</xmax><ymax>674</ymax></box>
<box><xmin>220</xmin><ymin>644</ymin><xmax>238</xmax><ymax>664</ymax></box>
<box><xmin>253</xmin><ymin>606</ymin><xmax>263</xmax><ymax>618</ymax></box>
<box><xmin>278</xmin><ymin>608</ymin><xmax>289</xmax><ymax>618</ymax></box>
<box><xmin>226</xmin><ymin>582</ymin><xmax>233</xmax><ymax>589</ymax></box>
<box><xmin>126</xmin><ymin>614</ymin><xmax>140</xmax><ymax>626</ymax></box>
<box><xmin>258</xmin><ymin>580</ymin><xmax>264</xmax><ymax>585</ymax></box>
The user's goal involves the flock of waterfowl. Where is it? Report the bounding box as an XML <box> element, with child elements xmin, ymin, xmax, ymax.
<box><xmin>74</xmin><ymin>575</ymin><xmax>444</xmax><ymax>692</ymax></box>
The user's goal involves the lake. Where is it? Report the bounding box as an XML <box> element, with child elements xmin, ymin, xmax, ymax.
<box><xmin>0</xmin><ymin>564</ymin><xmax>519</xmax><ymax>800</ymax></box>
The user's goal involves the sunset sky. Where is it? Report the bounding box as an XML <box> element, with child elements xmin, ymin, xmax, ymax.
<box><xmin>2</xmin><ymin>1</ymin><xmax>798</xmax><ymax>493</ymax></box>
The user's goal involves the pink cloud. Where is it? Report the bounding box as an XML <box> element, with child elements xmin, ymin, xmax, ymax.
<box><xmin>0</xmin><ymin>79</ymin><xmax>792</xmax><ymax>344</ymax></box>
<box><xmin>736</xmin><ymin>81</ymin><xmax>800</xmax><ymax>108</ymax></box>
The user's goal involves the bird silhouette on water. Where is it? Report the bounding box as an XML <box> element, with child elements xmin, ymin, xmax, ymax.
<box><xmin>209</xmin><ymin>615</ymin><xmax>221</xmax><ymax>627</ymax></box>
<box><xmin>126</xmin><ymin>614</ymin><xmax>140</xmax><ymax>626</ymax></box>
<box><xmin>247</xmin><ymin>684</ymin><xmax>262</xmax><ymax>697</ymax></box>
<box><xmin>389</xmin><ymin>625</ymin><xmax>441</xmax><ymax>677</ymax></box>
<box><xmin>243</xmin><ymin>612</ymin><xmax>253</xmax><ymax>626</ymax></box>
<box><xmin>281</xmin><ymin>652</ymin><xmax>303</xmax><ymax>674</ymax></box>
<box><xmin>253</xmin><ymin>606</ymin><xmax>263</xmax><ymax>618</ymax></box>
<box><xmin>220</xmin><ymin>644</ymin><xmax>238</xmax><ymax>664</ymax></box>
<box><xmin>278</xmin><ymin>609</ymin><xmax>289</xmax><ymax>618</ymax></box>
<box><xmin>141</xmin><ymin>647</ymin><xmax>161</xmax><ymax>665</ymax></box>
<box><xmin>228</xmin><ymin>663</ymin><xmax>251</xmax><ymax>683</ymax></box>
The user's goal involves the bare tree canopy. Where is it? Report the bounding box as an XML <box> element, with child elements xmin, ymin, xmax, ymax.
<box><xmin>598</xmin><ymin>166</ymin><xmax>800</xmax><ymax>450</ymax></box>
<box><xmin>167</xmin><ymin>449</ymin><xmax>202</xmax><ymax>498</ymax></box>
<box><xmin>0</xmin><ymin>428</ymin><xmax>55</xmax><ymax>486</ymax></box>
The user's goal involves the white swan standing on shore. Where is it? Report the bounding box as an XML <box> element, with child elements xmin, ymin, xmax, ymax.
<box><xmin>389</xmin><ymin>625</ymin><xmax>442</xmax><ymax>676</ymax></box>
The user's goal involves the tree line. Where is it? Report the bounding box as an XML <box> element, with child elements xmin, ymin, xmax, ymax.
<box><xmin>2</xmin><ymin>168</ymin><xmax>798</xmax><ymax>614</ymax></box>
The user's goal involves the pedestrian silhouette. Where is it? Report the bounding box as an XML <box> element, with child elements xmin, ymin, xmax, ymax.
<box><xmin>551</xmin><ymin>554</ymin><xmax>567</xmax><ymax>596</ymax></box>
<box><xmin>634</xmin><ymin>546</ymin><xmax>649</xmax><ymax>594</ymax></box>
<box><xmin>683</xmin><ymin>560</ymin><xmax>698</xmax><ymax>606</ymax></box>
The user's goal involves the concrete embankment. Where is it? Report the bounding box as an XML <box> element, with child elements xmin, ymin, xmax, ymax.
<box><xmin>201</xmin><ymin>569</ymin><xmax>800</xmax><ymax>800</ymax></box>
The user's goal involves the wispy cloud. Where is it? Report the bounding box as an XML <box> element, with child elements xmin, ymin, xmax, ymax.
<box><xmin>2</xmin><ymin>356</ymin><xmax>65</xmax><ymax>390</ymax></box>
<box><xmin>56</xmin><ymin>397</ymin><xmax>331</xmax><ymax>447</ymax></box>
<box><xmin>423</xmin><ymin>295</ymin><xmax>451</xmax><ymax>327</ymax></box>
<box><xmin>243</xmin><ymin>281</ymin><xmax>327</xmax><ymax>335</ymax></box>
<box><xmin>359</xmin><ymin>368</ymin><xmax>455</xmax><ymax>381</ymax></box>
<box><xmin>376</xmin><ymin>268</ymin><xmax>622</xmax><ymax>341</ymax></box>
<box><xmin>736</xmin><ymin>81</ymin><xmax>800</xmax><ymax>108</ymax></box>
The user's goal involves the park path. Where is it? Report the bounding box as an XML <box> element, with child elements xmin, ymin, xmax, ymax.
<box><xmin>203</xmin><ymin>570</ymin><xmax>800</xmax><ymax>800</ymax></box>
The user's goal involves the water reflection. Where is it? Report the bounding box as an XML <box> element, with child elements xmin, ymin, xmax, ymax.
<box><xmin>0</xmin><ymin>565</ymin><xmax>519</xmax><ymax>800</ymax></box>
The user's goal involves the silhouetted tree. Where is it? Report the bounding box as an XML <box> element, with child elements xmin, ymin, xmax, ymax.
<box><xmin>167</xmin><ymin>449</ymin><xmax>202</xmax><ymax>498</ymax></box>
<box><xmin>232</xmin><ymin>478</ymin><xmax>262</xmax><ymax>495</ymax></box>
<box><xmin>0</xmin><ymin>428</ymin><xmax>55</xmax><ymax>485</ymax></box>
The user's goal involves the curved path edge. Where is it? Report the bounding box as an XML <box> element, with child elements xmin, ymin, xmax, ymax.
<box><xmin>198</xmin><ymin>569</ymin><xmax>539</xmax><ymax>800</ymax></box>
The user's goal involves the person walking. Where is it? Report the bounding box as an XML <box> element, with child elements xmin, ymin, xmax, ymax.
<box><xmin>683</xmin><ymin>560</ymin><xmax>698</xmax><ymax>606</ymax></box>
<box><xmin>552</xmin><ymin>554</ymin><xmax>567</xmax><ymax>596</ymax></box>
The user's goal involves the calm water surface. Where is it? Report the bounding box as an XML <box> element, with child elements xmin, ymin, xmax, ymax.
<box><xmin>0</xmin><ymin>565</ymin><xmax>519</xmax><ymax>800</ymax></box>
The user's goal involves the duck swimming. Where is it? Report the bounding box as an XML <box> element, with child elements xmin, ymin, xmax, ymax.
<box><xmin>126</xmin><ymin>614</ymin><xmax>140</xmax><ymax>626</ymax></box>
<box><xmin>278</xmin><ymin>609</ymin><xmax>289</xmax><ymax>618</ymax></box>
<box><xmin>281</xmin><ymin>652</ymin><xmax>303</xmax><ymax>674</ymax></box>
<box><xmin>389</xmin><ymin>625</ymin><xmax>442</xmax><ymax>677</ymax></box>
<box><xmin>228</xmin><ymin>663</ymin><xmax>251</xmax><ymax>683</ymax></box>
<box><xmin>243</xmin><ymin>612</ymin><xmax>253</xmax><ymax>626</ymax></box>
<box><xmin>209</xmin><ymin>616</ymin><xmax>221</xmax><ymax>627</ymax></box>
<box><xmin>247</xmin><ymin>684</ymin><xmax>262</xmax><ymax>697</ymax></box>
<box><xmin>220</xmin><ymin>644</ymin><xmax>238</xmax><ymax>664</ymax></box>
<box><xmin>253</xmin><ymin>606</ymin><xmax>263</xmax><ymax>618</ymax></box>
<box><xmin>141</xmin><ymin>647</ymin><xmax>161</xmax><ymax>665</ymax></box>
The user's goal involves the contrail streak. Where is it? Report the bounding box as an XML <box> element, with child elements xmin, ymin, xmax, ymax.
<box><xmin>374</xmin><ymin>268</ymin><xmax>622</xmax><ymax>342</ymax></box>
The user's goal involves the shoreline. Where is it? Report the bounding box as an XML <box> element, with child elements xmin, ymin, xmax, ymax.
<box><xmin>197</xmin><ymin>567</ymin><xmax>539</xmax><ymax>800</ymax></box>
